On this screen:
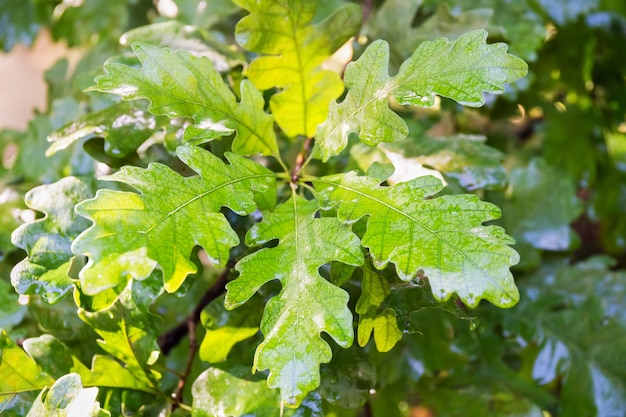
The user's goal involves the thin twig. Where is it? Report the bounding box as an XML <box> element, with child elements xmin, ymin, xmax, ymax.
<box><xmin>362</xmin><ymin>0</ymin><xmax>374</xmax><ymax>27</ymax></box>
<box><xmin>171</xmin><ymin>318</ymin><xmax>197</xmax><ymax>411</ymax></box>
<box><xmin>362</xmin><ymin>399</ymin><xmax>373</xmax><ymax>417</ymax></box>
<box><xmin>158</xmin><ymin>266</ymin><xmax>230</xmax><ymax>355</ymax></box>
<box><xmin>291</xmin><ymin>137</ymin><xmax>313</xmax><ymax>183</ymax></box>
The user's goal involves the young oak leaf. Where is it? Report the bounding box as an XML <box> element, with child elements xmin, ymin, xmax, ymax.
<box><xmin>86</xmin><ymin>42</ymin><xmax>278</xmax><ymax>156</ymax></box>
<box><xmin>225</xmin><ymin>195</ymin><xmax>364</xmax><ymax>406</ymax></box>
<box><xmin>315</xmin><ymin>173</ymin><xmax>520</xmax><ymax>308</ymax></box>
<box><xmin>72</xmin><ymin>144</ymin><xmax>275</xmax><ymax>294</ymax></box>
<box><xmin>11</xmin><ymin>177</ymin><xmax>94</xmax><ymax>303</ymax></box>
<box><xmin>355</xmin><ymin>265</ymin><xmax>402</xmax><ymax>352</ymax></box>
<box><xmin>314</xmin><ymin>30</ymin><xmax>528</xmax><ymax>160</ymax></box>
<box><xmin>234</xmin><ymin>0</ymin><xmax>361</xmax><ymax>138</ymax></box>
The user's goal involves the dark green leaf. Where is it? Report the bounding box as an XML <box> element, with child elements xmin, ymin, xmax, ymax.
<box><xmin>199</xmin><ymin>294</ymin><xmax>261</xmax><ymax>363</ymax></box>
<box><xmin>351</xmin><ymin>134</ymin><xmax>508</xmax><ymax>191</ymax></box>
<box><xmin>0</xmin><ymin>0</ymin><xmax>51</xmax><ymax>51</ymax></box>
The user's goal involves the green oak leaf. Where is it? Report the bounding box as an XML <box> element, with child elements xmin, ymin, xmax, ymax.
<box><xmin>26</xmin><ymin>374</ymin><xmax>109</xmax><ymax>417</ymax></box>
<box><xmin>319</xmin><ymin>345</ymin><xmax>376</xmax><ymax>409</ymax></box>
<box><xmin>314</xmin><ymin>30</ymin><xmax>528</xmax><ymax>160</ymax></box>
<box><xmin>499</xmin><ymin>257</ymin><xmax>626</xmax><ymax>417</ymax></box>
<box><xmin>0</xmin><ymin>0</ymin><xmax>51</xmax><ymax>51</ymax></box>
<box><xmin>367</xmin><ymin>1</ymin><xmax>499</xmax><ymax>68</ymax></box>
<box><xmin>0</xmin><ymin>330</ymin><xmax>55</xmax><ymax>398</ymax></box>
<box><xmin>78</xmin><ymin>278</ymin><xmax>162</xmax><ymax>392</ymax></box>
<box><xmin>0</xmin><ymin>279</ymin><xmax>26</xmax><ymax>330</ymax></box>
<box><xmin>491</xmin><ymin>158</ymin><xmax>583</xmax><ymax>270</ymax></box>
<box><xmin>355</xmin><ymin>265</ymin><xmax>402</xmax><ymax>352</ymax></box>
<box><xmin>11</xmin><ymin>177</ymin><xmax>94</xmax><ymax>303</ymax></box>
<box><xmin>234</xmin><ymin>0</ymin><xmax>361</xmax><ymax>137</ymax></box>
<box><xmin>87</xmin><ymin>42</ymin><xmax>278</xmax><ymax>156</ymax></box>
<box><xmin>119</xmin><ymin>21</ymin><xmax>244</xmax><ymax>72</ymax></box>
<box><xmin>315</xmin><ymin>172</ymin><xmax>520</xmax><ymax>308</ymax></box>
<box><xmin>47</xmin><ymin>102</ymin><xmax>160</xmax><ymax>159</ymax></box>
<box><xmin>199</xmin><ymin>294</ymin><xmax>261</xmax><ymax>363</ymax></box>
<box><xmin>192</xmin><ymin>363</ymin><xmax>323</xmax><ymax>417</ymax></box>
<box><xmin>0</xmin><ymin>187</ymin><xmax>23</xmax><ymax>261</ymax></box>
<box><xmin>22</xmin><ymin>335</ymin><xmax>76</xmax><ymax>379</ymax></box>
<box><xmin>72</xmin><ymin>145</ymin><xmax>275</xmax><ymax>294</ymax></box>
<box><xmin>225</xmin><ymin>195</ymin><xmax>364</xmax><ymax>406</ymax></box>
<box><xmin>173</xmin><ymin>0</ymin><xmax>240</xmax><ymax>29</ymax></box>
<box><xmin>423</xmin><ymin>0</ymin><xmax>546</xmax><ymax>62</ymax></box>
<box><xmin>351</xmin><ymin>135</ymin><xmax>508</xmax><ymax>191</ymax></box>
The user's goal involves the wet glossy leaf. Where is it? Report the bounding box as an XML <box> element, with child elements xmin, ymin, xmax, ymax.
<box><xmin>234</xmin><ymin>0</ymin><xmax>361</xmax><ymax>137</ymax></box>
<box><xmin>199</xmin><ymin>294</ymin><xmax>261</xmax><ymax>363</ymax></box>
<box><xmin>73</xmin><ymin>145</ymin><xmax>275</xmax><ymax>294</ymax></box>
<box><xmin>492</xmin><ymin>158</ymin><xmax>584</xmax><ymax>268</ymax></box>
<box><xmin>26</xmin><ymin>373</ymin><xmax>108</xmax><ymax>417</ymax></box>
<box><xmin>423</xmin><ymin>0</ymin><xmax>546</xmax><ymax>61</ymax></box>
<box><xmin>351</xmin><ymin>135</ymin><xmax>508</xmax><ymax>191</ymax></box>
<box><xmin>11</xmin><ymin>177</ymin><xmax>94</xmax><ymax>303</ymax></box>
<box><xmin>225</xmin><ymin>195</ymin><xmax>364</xmax><ymax>406</ymax></box>
<box><xmin>87</xmin><ymin>42</ymin><xmax>278</xmax><ymax>156</ymax></box>
<box><xmin>0</xmin><ymin>330</ymin><xmax>54</xmax><ymax>398</ymax></box>
<box><xmin>500</xmin><ymin>257</ymin><xmax>626</xmax><ymax>417</ymax></box>
<box><xmin>316</xmin><ymin>172</ymin><xmax>520</xmax><ymax>307</ymax></box>
<box><xmin>78</xmin><ymin>278</ymin><xmax>163</xmax><ymax>392</ymax></box>
<box><xmin>367</xmin><ymin>1</ymin><xmax>499</xmax><ymax>68</ymax></box>
<box><xmin>120</xmin><ymin>21</ymin><xmax>244</xmax><ymax>72</ymax></box>
<box><xmin>47</xmin><ymin>102</ymin><xmax>159</xmax><ymax>158</ymax></box>
<box><xmin>192</xmin><ymin>363</ymin><xmax>323</xmax><ymax>417</ymax></box>
<box><xmin>314</xmin><ymin>30</ymin><xmax>527</xmax><ymax>160</ymax></box>
<box><xmin>320</xmin><ymin>345</ymin><xmax>376</xmax><ymax>409</ymax></box>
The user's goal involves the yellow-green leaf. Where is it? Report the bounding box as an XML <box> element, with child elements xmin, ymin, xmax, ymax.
<box><xmin>234</xmin><ymin>0</ymin><xmax>361</xmax><ymax>137</ymax></box>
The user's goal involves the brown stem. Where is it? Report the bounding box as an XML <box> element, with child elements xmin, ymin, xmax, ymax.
<box><xmin>362</xmin><ymin>399</ymin><xmax>374</xmax><ymax>417</ymax></box>
<box><xmin>362</xmin><ymin>0</ymin><xmax>374</xmax><ymax>27</ymax></box>
<box><xmin>291</xmin><ymin>137</ymin><xmax>313</xmax><ymax>183</ymax></box>
<box><xmin>158</xmin><ymin>267</ymin><xmax>230</xmax><ymax>356</ymax></box>
<box><xmin>171</xmin><ymin>318</ymin><xmax>197</xmax><ymax>411</ymax></box>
